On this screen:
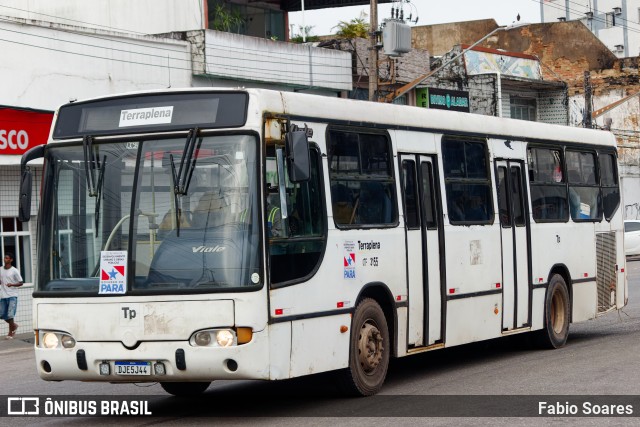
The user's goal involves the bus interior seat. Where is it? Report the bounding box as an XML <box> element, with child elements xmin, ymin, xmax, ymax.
<box><xmin>331</xmin><ymin>183</ymin><xmax>354</xmax><ymax>223</ymax></box>
<box><xmin>357</xmin><ymin>182</ymin><xmax>391</xmax><ymax>224</ymax></box>
<box><xmin>191</xmin><ymin>190</ymin><xmax>230</xmax><ymax>228</ymax></box>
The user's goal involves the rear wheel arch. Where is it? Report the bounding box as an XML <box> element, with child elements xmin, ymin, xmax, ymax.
<box><xmin>535</xmin><ymin>272</ymin><xmax>570</xmax><ymax>349</ymax></box>
<box><xmin>548</xmin><ymin>264</ymin><xmax>572</xmax><ymax>322</ymax></box>
<box><xmin>357</xmin><ymin>282</ymin><xmax>397</xmax><ymax>356</ymax></box>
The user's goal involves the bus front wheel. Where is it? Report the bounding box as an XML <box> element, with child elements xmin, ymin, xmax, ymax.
<box><xmin>535</xmin><ymin>274</ymin><xmax>570</xmax><ymax>349</ymax></box>
<box><xmin>160</xmin><ymin>381</ymin><xmax>211</xmax><ymax>396</ymax></box>
<box><xmin>337</xmin><ymin>298</ymin><xmax>390</xmax><ymax>396</ymax></box>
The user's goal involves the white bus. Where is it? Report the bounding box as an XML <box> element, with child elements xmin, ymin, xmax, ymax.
<box><xmin>20</xmin><ymin>88</ymin><xmax>627</xmax><ymax>396</ymax></box>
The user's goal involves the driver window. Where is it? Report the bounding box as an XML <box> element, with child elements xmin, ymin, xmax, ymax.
<box><xmin>266</xmin><ymin>145</ymin><xmax>325</xmax><ymax>286</ymax></box>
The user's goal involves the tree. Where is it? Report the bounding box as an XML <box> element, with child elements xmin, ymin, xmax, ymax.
<box><xmin>332</xmin><ymin>11</ymin><xmax>370</xmax><ymax>38</ymax></box>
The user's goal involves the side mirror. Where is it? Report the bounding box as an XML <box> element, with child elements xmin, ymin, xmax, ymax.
<box><xmin>19</xmin><ymin>145</ymin><xmax>46</xmax><ymax>222</ymax></box>
<box><xmin>285</xmin><ymin>129</ymin><xmax>310</xmax><ymax>183</ymax></box>
<box><xmin>19</xmin><ymin>169</ymin><xmax>32</xmax><ymax>222</ymax></box>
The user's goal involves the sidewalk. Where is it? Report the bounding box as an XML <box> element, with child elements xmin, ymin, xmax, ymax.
<box><xmin>0</xmin><ymin>332</ymin><xmax>33</xmax><ymax>349</ymax></box>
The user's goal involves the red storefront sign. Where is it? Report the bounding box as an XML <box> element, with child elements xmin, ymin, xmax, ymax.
<box><xmin>0</xmin><ymin>107</ymin><xmax>54</xmax><ymax>155</ymax></box>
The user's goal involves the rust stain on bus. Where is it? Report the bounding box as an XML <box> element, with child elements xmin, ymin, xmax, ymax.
<box><xmin>264</xmin><ymin>116</ymin><xmax>286</xmax><ymax>144</ymax></box>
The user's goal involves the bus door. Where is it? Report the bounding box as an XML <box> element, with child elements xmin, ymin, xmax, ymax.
<box><xmin>495</xmin><ymin>160</ymin><xmax>530</xmax><ymax>330</ymax></box>
<box><xmin>400</xmin><ymin>154</ymin><xmax>443</xmax><ymax>347</ymax></box>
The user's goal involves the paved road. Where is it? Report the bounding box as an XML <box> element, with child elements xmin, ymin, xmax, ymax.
<box><xmin>2</xmin><ymin>261</ymin><xmax>640</xmax><ymax>425</ymax></box>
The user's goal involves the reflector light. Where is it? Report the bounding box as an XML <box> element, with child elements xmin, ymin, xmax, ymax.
<box><xmin>99</xmin><ymin>363</ymin><xmax>110</xmax><ymax>376</ymax></box>
<box><xmin>496</xmin><ymin>283</ymin><xmax>501</xmax><ymax>288</ymax></box>
<box><xmin>621</xmin><ymin>268</ymin><xmax>625</xmax><ymax>273</ymax></box>
<box><xmin>154</xmin><ymin>363</ymin><xmax>166</xmax><ymax>376</ymax></box>
<box><xmin>275</xmin><ymin>309</ymin><xmax>283</xmax><ymax>315</ymax></box>
<box><xmin>539</xmin><ymin>278</ymin><xmax>544</xmax><ymax>283</ymax></box>
<box><xmin>449</xmin><ymin>288</ymin><xmax>455</xmax><ymax>294</ymax></box>
<box><xmin>337</xmin><ymin>302</ymin><xmax>344</xmax><ymax>308</ymax></box>
<box><xmin>584</xmin><ymin>273</ymin><xmax>588</xmax><ymax>277</ymax></box>
<box><xmin>396</xmin><ymin>295</ymin><xmax>401</xmax><ymax>301</ymax></box>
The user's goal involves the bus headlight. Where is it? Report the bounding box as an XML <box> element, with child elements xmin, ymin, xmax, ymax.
<box><xmin>43</xmin><ymin>332</ymin><xmax>59</xmax><ymax>349</ymax></box>
<box><xmin>61</xmin><ymin>335</ymin><xmax>76</xmax><ymax>348</ymax></box>
<box><xmin>194</xmin><ymin>331</ymin><xmax>212</xmax><ymax>346</ymax></box>
<box><xmin>216</xmin><ymin>330</ymin><xmax>234</xmax><ymax>347</ymax></box>
<box><xmin>189</xmin><ymin>329</ymin><xmax>237</xmax><ymax>347</ymax></box>
<box><xmin>39</xmin><ymin>331</ymin><xmax>76</xmax><ymax>349</ymax></box>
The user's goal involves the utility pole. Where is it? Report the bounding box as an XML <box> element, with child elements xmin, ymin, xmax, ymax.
<box><xmin>384</xmin><ymin>26</ymin><xmax>508</xmax><ymax>103</ymax></box>
<box><xmin>583</xmin><ymin>71</ymin><xmax>593</xmax><ymax>128</ymax></box>
<box><xmin>368</xmin><ymin>0</ymin><xmax>378</xmax><ymax>101</ymax></box>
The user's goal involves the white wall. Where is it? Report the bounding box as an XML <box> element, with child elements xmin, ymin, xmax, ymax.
<box><xmin>0</xmin><ymin>0</ymin><xmax>204</xmax><ymax>34</ymax></box>
<box><xmin>542</xmin><ymin>0</ymin><xmax>640</xmax><ymax>57</ymax></box>
<box><xmin>0</xmin><ymin>18</ymin><xmax>193</xmax><ymax>110</ymax></box>
<box><xmin>193</xmin><ymin>30</ymin><xmax>352</xmax><ymax>92</ymax></box>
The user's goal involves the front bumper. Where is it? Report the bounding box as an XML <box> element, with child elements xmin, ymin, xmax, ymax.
<box><xmin>35</xmin><ymin>329</ymin><xmax>269</xmax><ymax>382</ymax></box>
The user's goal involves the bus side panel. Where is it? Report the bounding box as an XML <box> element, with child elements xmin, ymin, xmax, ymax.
<box><xmin>395</xmin><ymin>306</ymin><xmax>408</xmax><ymax>357</ymax></box>
<box><xmin>617</xmin><ymin>229</ymin><xmax>628</xmax><ymax>308</ymax></box>
<box><xmin>529</xmin><ymin>223</ymin><xmax>596</xmax><ymax>309</ymax></box>
<box><xmin>530</xmin><ymin>288</ymin><xmax>546</xmax><ymax>330</ymax></box>
<box><xmin>442</xmin><ymin>226</ymin><xmax>503</xmax><ymax>301</ymax></box>
<box><xmin>268</xmin><ymin>322</ymin><xmax>291</xmax><ymax>380</ymax></box>
<box><xmin>572</xmin><ymin>281</ymin><xmax>598</xmax><ymax>322</ymax></box>
<box><xmin>289</xmin><ymin>314</ymin><xmax>351</xmax><ymax>378</ymax></box>
<box><xmin>270</xmin><ymin>227</ymin><xmax>405</xmax><ymax>376</ymax></box>
<box><xmin>445</xmin><ymin>294</ymin><xmax>503</xmax><ymax>347</ymax></box>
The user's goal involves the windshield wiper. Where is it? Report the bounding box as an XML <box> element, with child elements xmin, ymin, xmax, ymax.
<box><xmin>170</xmin><ymin>127</ymin><xmax>201</xmax><ymax>195</ymax></box>
<box><xmin>82</xmin><ymin>136</ymin><xmax>107</xmax><ymax>230</ymax></box>
<box><xmin>82</xmin><ymin>135</ymin><xmax>98</xmax><ymax>197</ymax></box>
<box><xmin>94</xmin><ymin>155</ymin><xmax>106</xmax><ymax>230</ymax></box>
<box><xmin>169</xmin><ymin>128</ymin><xmax>202</xmax><ymax>235</ymax></box>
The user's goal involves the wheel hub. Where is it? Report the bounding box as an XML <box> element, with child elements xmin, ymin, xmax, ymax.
<box><xmin>358</xmin><ymin>322</ymin><xmax>384</xmax><ymax>373</ymax></box>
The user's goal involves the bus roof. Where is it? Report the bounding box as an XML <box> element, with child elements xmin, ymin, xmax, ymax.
<box><xmin>52</xmin><ymin>87</ymin><xmax>616</xmax><ymax>148</ymax></box>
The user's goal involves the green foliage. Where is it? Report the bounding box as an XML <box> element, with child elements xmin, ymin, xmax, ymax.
<box><xmin>290</xmin><ymin>25</ymin><xmax>320</xmax><ymax>43</ymax></box>
<box><xmin>211</xmin><ymin>4</ymin><xmax>245</xmax><ymax>33</ymax></box>
<box><xmin>332</xmin><ymin>11</ymin><xmax>370</xmax><ymax>38</ymax></box>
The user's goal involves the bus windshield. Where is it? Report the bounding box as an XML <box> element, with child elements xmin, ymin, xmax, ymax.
<box><xmin>37</xmin><ymin>133</ymin><xmax>261</xmax><ymax>294</ymax></box>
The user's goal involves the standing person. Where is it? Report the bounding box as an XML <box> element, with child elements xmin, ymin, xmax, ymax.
<box><xmin>0</xmin><ymin>253</ymin><xmax>23</xmax><ymax>339</ymax></box>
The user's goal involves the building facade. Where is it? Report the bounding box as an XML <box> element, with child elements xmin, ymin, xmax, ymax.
<box><xmin>421</xmin><ymin>44</ymin><xmax>568</xmax><ymax>124</ymax></box>
<box><xmin>541</xmin><ymin>0</ymin><xmax>640</xmax><ymax>57</ymax></box>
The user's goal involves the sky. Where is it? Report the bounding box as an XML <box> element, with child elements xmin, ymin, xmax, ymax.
<box><xmin>288</xmin><ymin>0</ymin><xmax>543</xmax><ymax>37</ymax></box>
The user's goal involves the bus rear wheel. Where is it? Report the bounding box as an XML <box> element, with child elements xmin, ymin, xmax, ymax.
<box><xmin>535</xmin><ymin>274</ymin><xmax>570</xmax><ymax>349</ymax></box>
<box><xmin>337</xmin><ymin>298</ymin><xmax>390</xmax><ymax>396</ymax></box>
<box><xmin>160</xmin><ymin>381</ymin><xmax>211</xmax><ymax>396</ymax></box>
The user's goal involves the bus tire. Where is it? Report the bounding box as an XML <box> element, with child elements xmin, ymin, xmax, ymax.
<box><xmin>535</xmin><ymin>274</ymin><xmax>570</xmax><ymax>349</ymax></box>
<box><xmin>337</xmin><ymin>298</ymin><xmax>390</xmax><ymax>396</ymax></box>
<box><xmin>160</xmin><ymin>381</ymin><xmax>211</xmax><ymax>396</ymax></box>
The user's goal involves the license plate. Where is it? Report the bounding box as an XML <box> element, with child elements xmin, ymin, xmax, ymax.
<box><xmin>114</xmin><ymin>361</ymin><xmax>151</xmax><ymax>376</ymax></box>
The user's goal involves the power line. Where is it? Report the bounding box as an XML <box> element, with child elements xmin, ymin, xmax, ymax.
<box><xmin>0</xmin><ymin>22</ymin><xmax>356</xmax><ymax>87</ymax></box>
<box><xmin>0</xmin><ymin>15</ymin><xmax>355</xmax><ymax>72</ymax></box>
<box><xmin>0</xmin><ymin>4</ymin><xmax>150</xmax><ymax>35</ymax></box>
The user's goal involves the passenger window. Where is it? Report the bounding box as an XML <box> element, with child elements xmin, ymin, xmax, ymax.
<box><xmin>528</xmin><ymin>147</ymin><xmax>568</xmax><ymax>222</ymax></box>
<box><xmin>328</xmin><ymin>129</ymin><xmax>397</xmax><ymax>226</ymax></box>
<box><xmin>599</xmin><ymin>152</ymin><xmax>620</xmax><ymax>221</ymax></box>
<box><xmin>566</xmin><ymin>150</ymin><xmax>601</xmax><ymax>221</ymax></box>
<box><xmin>442</xmin><ymin>137</ymin><xmax>493</xmax><ymax>224</ymax></box>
